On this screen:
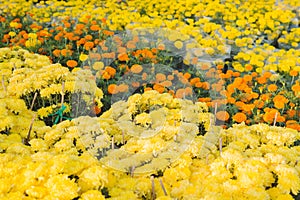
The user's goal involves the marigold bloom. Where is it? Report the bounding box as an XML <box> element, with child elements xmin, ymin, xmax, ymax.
<box><xmin>142</xmin><ymin>72</ymin><xmax>147</xmax><ymax>80</ymax></box>
<box><xmin>105</xmin><ymin>66</ymin><xmax>116</xmax><ymax>77</ymax></box>
<box><xmin>289</xmin><ymin>70</ymin><xmax>298</xmax><ymax>77</ymax></box>
<box><xmin>90</xmin><ymin>25</ymin><xmax>100</xmax><ymax>31</ymax></box>
<box><xmin>175</xmin><ymin>88</ymin><xmax>186</xmax><ymax>98</ymax></box>
<box><xmin>131</xmin><ymin>82</ymin><xmax>140</xmax><ymax>88</ymax></box>
<box><xmin>144</xmin><ymin>87</ymin><xmax>152</xmax><ymax>92</ymax></box>
<box><xmin>268</xmin><ymin>84</ymin><xmax>278</xmax><ymax>92</ymax></box>
<box><xmin>167</xmin><ymin>75</ymin><xmax>174</xmax><ymax>81</ymax></box>
<box><xmin>286</xmin><ymin>120</ymin><xmax>300</xmax><ymax>131</ymax></box>
<box><xmin>190</xmin><ymin>77</ymin><xmax>200</xmax><ymax>85</ymax></box>
<box><xmin>84</xmin><ymin>41</ymin><xmax>94</xmax><ymax>50</ymax></box>
<box><xmin>52</xmin><ymin>49</ymin><xmax>61</xmax><ymax>57</ymax></box>
<box><xmin>153</xmin><ymin>84</ymin><xmax>165</xmax><ymax>93</ymax></box>
<box><xmin>273</xmin><ymin>95</ymin><xmax>288</xmax><ymax>109</ymax></box>
<box><xmin>155</xmin><ymin>73</ymin><xmax>166</xmax><ymax>82</ymax></box>
<box><xmin>216</xmin><ymin>111</ymin><xmax>230</xmax><ymax>121</ymax></box>
<box><xmin>245</xmin><ymin>64</ymin><xmax>253</xmax><ymax>71</ymax></box>
<box><xmin>130</xmin><ymin>64</ymin><xmax>143</xmax><ymax>74</ymax></box>
<box><xmin>66</xmin><ymin>60</ymin><xmax>78</xmax><ymax>68</ymax></box>
<box><xmin>108</xmin><ymin>84</ymin><xmax>118</xmax><ymax>94</ymax></box>
<box><xmin>243</xmin><ymin>74</ymin><xmax>252</xmax><ymax>82</ymax></box>
<box><xmin>287</xmin><ymin>109</ymin><xmax>296</xmax><ymax>118</ymax></box>
<box><xmin>117</xmin><ymin>84</ymin><xmax>129</xmax><ymax>93</ymax></box>
<box><xmin>103</xmin><ymin>30</ymin><xmax>114</xmax><ymax>36</ymax></box>
<box><xmin>102</xmin><ymin>71</ymin><xmax>111</xmax><ymax>80</ymax></box>
<box><xmin>291</xmin><ymin>82</ymin><xmax>300</xmax><ymax>95</ymax></box>
<box><xmin>92</xmin><ymin>105</ymin><xmax>101</xmax><ymax>115</ymax></box>
<box><xmin>118</xmin><ymin>53</ymin><xmax>129</xmax><ymax>61</ymax></box>
<box><xmin>85</xmin><ymin>35</ymin><xmax>93</xmax><ymax>40</ymax></box>
<box><xmin>184</xmin><ymin>87</ymin><xmax>193</xmax><ymax>95</ymax></box>
<box><xmin>61</xmin><ymin>49</ymin><xmax>72</xmax><ymax>57</ymax></box>
<box><xmin>160</xmin><ymin>80</ymin><xmax>172</xmax><ymax>87</ymax></box>
<box><xmin>232</xmin><ymin>112</ymin><xmax>247</xmax><ymax>123</ymax></box>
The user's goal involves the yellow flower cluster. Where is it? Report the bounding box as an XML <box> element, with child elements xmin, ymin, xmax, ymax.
<box><xmin>278</xmin><ymin>28</ymin><xmax>300</xmax><ymax>49</ymax></box>
<box><xmin>233</xmin><ymin>45</ymin><xmax>300</xmax><ymax>73</ymax></box>
<box><xmin>98</xmin><ymin>90</ymin><xmax>212</xmax><ymax>173</ymax></box>
<box><xmin>0</xmin><ymin>111</ymin><xmax>299</xmax><ymax>199</ymax></box>
<box><xmin>25</xmin><ymin>33</ymin><xmax>41</xmax><ymax>50</ymax></box>
<box><xmin>0</xmin><ymin>97</ymin><xmax>45</xmax><ymax>138</ymax></box>
<box><xmin>0</xmin><ymin>48</ymin><xmax>104</xmax><ymax>122</ymax></box>
<box><xmin>0</xmin><ymin>47</ymin><xmax>51</xmax><ymax>89</ymax></box>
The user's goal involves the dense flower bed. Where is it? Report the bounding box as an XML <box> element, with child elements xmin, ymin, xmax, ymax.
<box><xmin>0</xmin><ymin>0</ymin><xmax>299</xmax><ymax>199</ymax></box>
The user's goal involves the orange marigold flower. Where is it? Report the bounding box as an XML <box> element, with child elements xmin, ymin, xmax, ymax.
<box><xmin>243</xmin><ymin>104</ymin><xmax>255</xmax><ymax>112</ymax></box>
<box><xmin>183</xmin><ymin>72</ymin><xmax>191</xmax><ymax>80</ymax></box>
<box><xmin>198</xmin><ymin>97</ymin><xmax>211</xmax><ymax>102</ymax></box>
<box><xmin>117</xmin><ymin>84</ymin><xmax>129</xmax><ymax>93</ymax></box>
<box><xmin>184</xmin><ymin>87</ymin><xmax>193</xmax><ymax>95</ymax></box>
<box><xmin>227</xmin><ymin>97</ymin><xmax>236</xmax><ymax>104</ymax></box>
<box><xmin>90</xmin><ymin>25</ymin><xmax>100</xmax><ymax>31</ymax></box>
<box><xmin>291</xmin><ymin>82</ymin><xmax>300</xmax><ymax>95</ymax></box>
<box><xmin>89</xmin><ymin>52</ymin><xmax>101</xmax><ymax>60</ymax></box>
<box><xmin>105</xmin><ymin>66</ymin><xmax>116</xmax><ymax>77</ymax></box>
<box><xmin>263</xmin><ymin>71</ymin><xmax>272</xmax><ymax>78</ymax></box>
<box><xmin>118</xmin><ymin>53</ymin><xmax>129</xmax><ymax>61</ymax></box>
<box><xmin>216</xmin><ymin>111</ymin><xmax>230</xmax><ymax>121</ymax></box>
<box><xmin>257</xmin><ymin>76</ymin><xmax>267</xmax><ymax>84</ymax></box>
<box><xmin>118</xmin><ymin>47</ymin><xmax>127</xmax><ymax>54</ymax></box>
<box><xmin>267</xmin><ymin>84</ymin><xmax>277</xmax><ymax>92</ymax></box>
<box><xmin>157</xmin><ymin>44</ymin><xmax>165</xmax><ymax>50</ymax></box>
<box><xmin>130</xmin><ymin>64</ymin><xmax>143</xmax><ymax>74</ymax></box>
<box><xmin>273</xmin><ymin>95</ymin><xmax>288</xmax><ymax>109</ymax></box>
<box><xmin>76</xmin><ymin>23</ymin><xmax>85</xmax><ymax>30</ymax></box>
<box><xmin>102</xmin><ymin>71</ymin><xmax>111</xmax><ymax>80</ymax></box>
<box><xmin>103</xmin><ymin>30</ymin><xmax>114</xmax><ymax>36</ymax></box>
<box><xmin>66</xmin><ymin>60</ymin><xmax>78</xmax><ymax>68</ymax></box>
<box><xmin>260</xmin><ymin>94</ymin><xmax>270</xmax><ymax>101</ymax></box>
<box><xmin>92</xmin><ymin>105</ymin><xmax>101</xmax><ymax>115</ymax></box>
<box><xmin>251</xmin><ymin>92</ymin><xmax>259</xmax><ymax>99</ymax></box>
<box><xmin>235</xmin><ymin>101</ymin><xmax>245</xmax><ymax>110</ymax></box>
<box><xmin>251</xmin><ymin>72</ymin><xmax>258</xmax><ymax>77</ymax></box>
<box><xmin>132</xmin><ymin>82</ymin><xmax>140</xmax><ymax>88</ymax></box>
<box><xmin>108</xmin><ymin>84</ymin><xmax>118</xmax><ymax>94</ymax></box>
<box><xmin>61</xmin><ymin>49</ymin><xmax>72</xmax><ymax>57</ymax></box>
<box><xmin>144</xmin><ymin>87</ymin><xmax>152</xmax><ymax>92</ymax></box>
<box><xmin>287</xmin><ymin>109</ymin><xmax>296</xmax><ymax>118</ymax></box>
<box><xmin>201</xmin><ymin>82</ymin><xmax>210</xmax><ymax>90</ymax></box>
<box><xmin>233</xmin><ymin>72</ymin><xmax>240</xmax><ymax>77</ymax></box>
<box><xmin>195</xmin><ymin>82</ymin><xmax>202</xmax><ymax>88</ymax></box>
<box><xmin>232</xmin><ymin>112</ymin><xmax>247</xmax><ymax>123</ymax></box>
<box><xmin>243</xmin><ymin>74</ymin><xmax>252</xmax><ymax>82</ymax></box>
<box><xmin>167</xmin><ymin>75</ymin><xmax>174</xmax><ymax>81</ymax></box>
<box><xmin>175</xmin><ymin>88</ymin><xmax>185</xmax><ymax>98</ymax></box>
<box><xmin>85</xmin><ymin>34</ymin><xmax>93</xmax><ymax>40</ymax></box>
<box><xmin>153</xmin><ymin>84</ymin><xmax>165</xmax><ymax>93</ymax></box>
<box><xmin>190</xmin><ymin>77</ymin><xmax>200</xmax><ymax>85</ymax></box>
<box><xmin>263</xmin><ymin>110</ymin><xmax>276</xmax><ymax>123</ymax></box>
<box><xmin>142</xmin><ymin>72</ymin><xmax>147</xmax><ymax>80</ymax></box>
<box><xmin>289</xmin><ymin>70</ymin><xmax>298</xmax><ymax>77</ymax></box>
<box><xmin>286</xmin><ymin>120</ymin><xmax>300</xmax><ymax>131</ymax></box>
<box><xmin>53</xmin><ymin>49</ymin><xmax>61</xmax><ymax>57</ymax></box>
<box><xmin>254</xmin><ymin>100</ymin><xmax>264</xmax><ymax>109</ymax></box>
<box><xmin>245</xmin><ymin>64</ymin><xmax>253</xmax><ymax>71</ymax></box>
<box><xmin>156</xmin><ymin>73</ymin><xmax>166</xmax><ymax>82</ymax></box>
<box><xmin>160</xmin><ymin>80</ymin><xmax>172</xmax><ymax>87</ymax></box>
<box><xmin>84</xmin><ymin>41</ymin><xmax>94</xmax><ymax>50</ymax></box>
